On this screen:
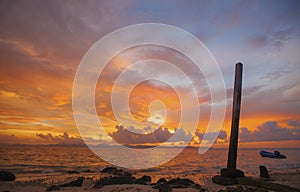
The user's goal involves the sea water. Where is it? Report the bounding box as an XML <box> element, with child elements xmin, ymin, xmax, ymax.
<box><xmin>0</xmin><ymin>145</ymin><xmax>299</xmax><ymax>180</ymax></box>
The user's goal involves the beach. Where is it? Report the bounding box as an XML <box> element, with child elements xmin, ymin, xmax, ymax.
<box><xmin>0</xmin><ymin>168</ymin><xmax>300</xmax><ymax>192</ymax></box>
<box><xmin>1</xmin><ymin>146</ymin><xmax>300</xmax><ymax>191</ymax></box>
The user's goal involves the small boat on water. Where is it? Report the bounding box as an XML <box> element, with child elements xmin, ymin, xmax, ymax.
<box><xmin>260</xmin><ymin>150</ymin><xmax>286</xmax><ymax>158</ymax></box>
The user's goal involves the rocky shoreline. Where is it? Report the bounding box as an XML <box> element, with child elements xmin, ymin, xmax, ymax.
<box><xmin>1</xmin><ymin>167</ymin><xmax>300</xmax><ymax>192</ymax></box>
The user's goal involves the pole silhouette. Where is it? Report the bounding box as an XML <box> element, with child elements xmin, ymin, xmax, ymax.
<box><xmin>227</xmin><ymin>62</ymin><xmax>243</xmax><ymax>169</ymax></box>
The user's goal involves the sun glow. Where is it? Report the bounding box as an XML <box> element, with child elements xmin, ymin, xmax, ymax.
<box><xmin>147</xmin><ymin>100</ymin><xmax>167</xmax><ymax>125</ymax></box>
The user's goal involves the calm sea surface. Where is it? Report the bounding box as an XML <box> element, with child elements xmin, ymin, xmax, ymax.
<box><xmin>0</xmin><ymin>145</ymin><xmax>299</xmax><ymax>180</ymax></box>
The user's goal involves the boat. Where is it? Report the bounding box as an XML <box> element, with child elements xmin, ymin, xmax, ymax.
<box><xmin>260</xmin><ymin>150</ymin><xmax>286</xmax><ymax>158</ymax></box>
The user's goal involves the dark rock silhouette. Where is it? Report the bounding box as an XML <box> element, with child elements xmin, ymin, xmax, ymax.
<box><xmin>46</xmin><ymin>185</ymin><xmax>60</xmax><ymax>191</ymax></box>
<box><xmin>212</xmin><ymin>175</ymin><xmax>237</xmax><ymax>186</ymax></box>
<box><xmin>87</xmin><ymin>170</ymin><xmax>206</xmax><ymax>191</ymax></box>
<box><xmin>93</xmin><ymin>176</ymin><xmax>135</xmax><ymax>188</ymax></box>
<box><xmin>101</xmin><ymin>167</ymin><xmax>132</xmax><ymax>176</ymax></box>
<box><xmin>135</xmin><ymin>175</ymin><xmax>151</xmax><ymax>184</ymax></box>
<box><xmin>259</xmin><ymin>166</ymin><xmax>270</xmax><ymax>178</ymax></box>
<box><xmin>153</xmin><ymin>182</ymin><xmax>172</xmax><ymax>192</ymax></box>
<box><xmin>157</xmin><ymin>178</ymin><xmax>167</xmax><ymax>184</ymax></box>
<box><xmin>59</xmin><ymin>177</ymin><xmax>84</xmax><ymax>187</ymax></box>
<box><xmin>153</xmin><ymin>177</ymin><xmax>203</xmax><ymax>191</ymax></box>
<box><xmin>0</xmin><ymin>171</ymin><xmax>16</xmax><ymax>181</ymax></box>
<box><xmin>218</xmin><ymin>185</ymin><xmax>268</xmax><ymax>192</ymax></box>
<box><xmin>167</xmin><ymin>177</ymin><xmax>197</xmax><ymax>188</ymax></box>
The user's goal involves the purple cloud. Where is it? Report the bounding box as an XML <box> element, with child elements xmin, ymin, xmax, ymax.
<box><xmin>240</xmin><ymin>121</ymin><xmax>300</xmax><ymax>142</ymax></box>
<box><xmin>36</xmin><ymin>132</ymin><xmax>84</xmax><ymax>146</ymax></box>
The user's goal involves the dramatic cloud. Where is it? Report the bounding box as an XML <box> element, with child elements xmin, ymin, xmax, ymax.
<box><xmin>36</xmin><ymin>132</ymin><xmax>84</xmax><ymax>146</ymax></box>
<box><xmin>240</xmin><ymin>121</ymin><xmax>300</xmax><ymax>142</ymax></box>
<box><xmin>195</xmin><ymin>130</ymin><xmax>228</xmax><ymax>143</ymax></box>
<box><xmin>288</xmin><ymin>120</ymin><xmax>300</xmax><ymax>128</ymax></box>
<box><xmin>109</xmin><ymin>125</ymin><xmax>227</xmax><ymax>145</ymax></box>
<box><xmin>110</xmin><ymin>125</ymin><xmax>173</xmax><ymax>145</ymax></box>
<box><xmin>169</xmin><ymin>128</ymin><xmax>192</xmax><ymax>143</ymax></box>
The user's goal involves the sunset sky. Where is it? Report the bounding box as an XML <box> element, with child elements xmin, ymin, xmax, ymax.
<box><xmin>0</xmin><ymin>0</ymin><xmax>299</xmax><ymax>148</ymax></box>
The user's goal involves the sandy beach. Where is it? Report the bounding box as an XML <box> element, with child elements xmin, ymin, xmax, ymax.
<box><xmin>1</xmin><ymin>168</ymin><xmax>299</xmax><ymax>192</ymax></box>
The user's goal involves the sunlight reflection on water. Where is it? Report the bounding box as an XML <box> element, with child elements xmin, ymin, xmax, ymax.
<box><xmin>0</xmin><ymin>145</ymin><xmax>299</xmax><ymax>178</ymax></box>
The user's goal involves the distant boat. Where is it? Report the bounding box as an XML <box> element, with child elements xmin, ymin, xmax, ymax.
<box><xmin>260</xmin><ymin>150</ymin><xmax>286</xmax><ymax>158</ymax></box>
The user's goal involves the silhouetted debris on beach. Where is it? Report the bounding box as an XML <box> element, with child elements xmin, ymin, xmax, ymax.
<box><xmin>168</xmin><ymin>177</ymin><xmax>199</xmax><ymax>188</ymax></box>
<box><xmin>101</xmin><ymin>166</ymin><xmax>132</xmax><ymax>176</ymax></box>
<box><xmin>135</xmin><ymin>175</ymin><xmax>151</xmax><ymax>184</ymax></box>
<box><xmin>59</xmin><ymin>177</ymin><xmax>84</xmax><ymax>187</ymax></box>
<box><xmin>218</xmin><ymin>185</ymin><xmax>268</xmax><ymax>192</ymax></box>
<box><xmin>46</xmin><ymin>185</ymin><xmax>60</xmax><ymax>191</ymax></box>
<box><xmin>157</xmin><ymin>178</ymin><xmax>167</xmax><ymax>184</ymax></box>
<box><xmin>46</xmin><ymin>177</ymin><xmax>85</xmax><ymax>191</ymax></box>
<box><xmin>212</xmin><ymin>175</ymin><xmax>237</xmax><ymax>185</ymax></box>
<box><xmin>153</xmin><ymin>182</ymin><xmax>172</xmax><ymax>192</ymax></box>
<box><xmin>0</xmin><ymin>171</ymin><xmax>16</xmax><ymax>181</ymax></box>
<box><xmin>259</xmin><ymin>166</ymin><xmax>270</xmax><ymax>178</ymax></box>
<box><xmin>153</xmin><ymin>177</ymin><xmax>203</xmax><ymax>191</ymax></box>
<box><xmin>2</xmin><ymin>166</ymin><xmax>298</xmax><ymax>192</ymax></box>
<box><xmin>92</xmin><ymin>174</ymin><xmax>205</xmax><ymax>191</ymax></box>
<box><xmin>93</xmin><ymin>176</ymin><xmax>135</xmax><ymax>188</ymax></box>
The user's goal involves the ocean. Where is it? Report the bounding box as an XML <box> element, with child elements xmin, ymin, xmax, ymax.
<box><xmin>1</xmin><ymin>145</ymin><xmax>299</xmax><ymax>182</ymax></box>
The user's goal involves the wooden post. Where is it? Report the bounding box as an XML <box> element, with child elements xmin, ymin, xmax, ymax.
<box><xmin>227</xmin><ymin>62</ymin><xmax>243</xmax><ymax>169</ymax></box>
<box><xmin>215</xmin><ymin>63</ymin><xmax>245</xmax><ymax>180</ymax></box>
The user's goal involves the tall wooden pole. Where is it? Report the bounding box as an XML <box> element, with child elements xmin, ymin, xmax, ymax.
<box><xmin>227</xmin><ymin>62</ymin><xmax>243</xmax><ymax>169</ymax></box>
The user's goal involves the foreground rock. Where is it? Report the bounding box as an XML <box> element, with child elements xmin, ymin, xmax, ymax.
<box><xmin>153</xmin><ymin>182</ymin><xmax>172</xmax><ymax>192</ymax></box>
<box><xmin>46</xmin><ymin>185</ymin><xmax>60</xmax><ymax>191</ymax></box>
<box><xmin>93</xmin><ymin>175</ymin><xmax>205</xmax><ymax>191</ymax></box>
<box><xmin>218</xmin><ymin>185</ymin><xmax>268</xmax><ymax>192</ymax></box>
<box><xmin>101</xmin><ymin>167</ymin><xmax>132</xmax><ymax>176</ymax></box>
<box><xmin>0</xmin><ymin>171</ymin><xmax>16</xmax><ymax>181</ymax></box>
<box><xmin>46</xmin><ymin>177</ymin><xmax>84</xmax><ymax>191</ymax></box>
<box><xmin>59</xmin><ymin>177</ymin><xmax>84</xmax><ymax>187</ymax></box>
<box><xmin>157</xmin><ymin>178</ymin><xmax>167</xmax><ymax>184</ymax></box>
<box><xmin>153</xmin><ymin>177</ymin><xmax>203</xmax><ymax>191</ymax></box>
<box><xmin>135</xmin><ymin>175</ymin><xmax>151</xmax><ymax>184</ymax></box>
<box><xmin>259</xmin><ymin>166</ymin><xmax>270</xmax><ymax>178</ymax></box>
<box><xmin>168</xmin><ymin>177</ymin><xmax>200</xmax><ymax>188</ymax></box>
<box><xmin>93</xmin><ymin>176</ymin><xmax>135</xmax><ymax>188</ymax></box>
<box><xmin>212</xmin><ymin>175</ymin><xmax>237</xmax><ymax>186</ymax></box>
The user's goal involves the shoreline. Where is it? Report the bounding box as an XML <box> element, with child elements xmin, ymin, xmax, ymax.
<box><xmin>1</xmin><ymin>168</ymin><xmax>299</xmax><ymax>192</ymax></box>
